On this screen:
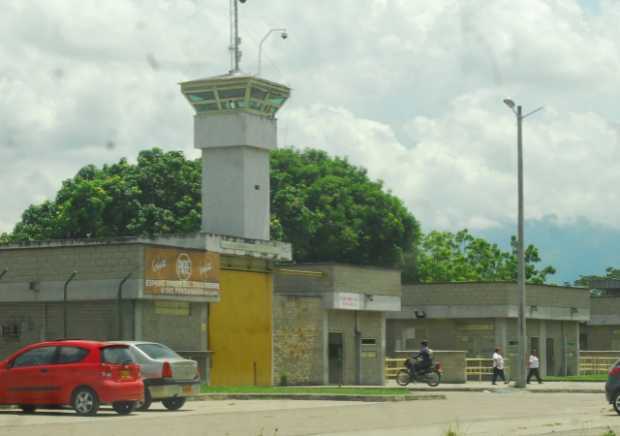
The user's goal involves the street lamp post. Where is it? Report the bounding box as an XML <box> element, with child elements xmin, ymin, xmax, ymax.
<box><xmin>503</xmin><ymin>98</ymin><xmax>543</xmax><ymax>388</ymax></box>
<box><xmin>63</xmin><ymin>271</ymin><xmax>77</xmax><ymax>338</ymax></box>
<box><xmin>258</xmin><ymin>28</ymin><xmax>288</xmax><ymax>76</ymax></box>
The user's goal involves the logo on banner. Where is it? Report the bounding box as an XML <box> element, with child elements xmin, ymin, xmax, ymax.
<box><xmin>176</xmin><ymin>253</ymin><xmax>193</xmax><ymax>281</ymax></box>
<box><xmin>151</xmin><ymin>257</ymin><xmax>167</xmax><ymax>273</ymax></box>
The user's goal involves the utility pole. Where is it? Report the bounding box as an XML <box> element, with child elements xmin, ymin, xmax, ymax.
<box><xmin>503</xmin><ymin>99</ymin><xmax>543</xmax><ymax>388</ymax></box>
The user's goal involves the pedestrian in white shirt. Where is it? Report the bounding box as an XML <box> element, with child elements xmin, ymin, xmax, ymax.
<box><xmin>527</xmin><ymin>350</ymin><xmax>543</xmax><ymax>384</ymax></box>
<box><xmin>492</xmin><ymin>347</ymin><xmax>508</xmax><ymax>385</ymax></box>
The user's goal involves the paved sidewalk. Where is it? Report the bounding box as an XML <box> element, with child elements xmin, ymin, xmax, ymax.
<box><xmin>386</xmin><ymin>380</ymin><xmax>605</xmax><ymax>393</ymax></box>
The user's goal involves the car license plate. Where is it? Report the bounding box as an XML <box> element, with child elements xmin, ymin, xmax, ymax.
<box><xmin>120</xmin><ymin>369</ymin><xmax>130</xmax><ymax>379</ymax></box>
<box><xmin>182</xmin><ymin>385</ymin><xmax>193</xmax><ymax>395</ymax></box>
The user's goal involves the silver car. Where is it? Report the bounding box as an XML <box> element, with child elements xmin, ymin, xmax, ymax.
<box><xmin>114</xmin><ymin>341</ymin><xmax>201</xmax><ymax>411</ymax></box>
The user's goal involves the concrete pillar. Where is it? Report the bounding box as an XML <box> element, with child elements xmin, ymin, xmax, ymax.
<box><xmin>380</xmin><ymin>312</ymin><xmax>386</xmax><ymax>386</ymax></box>
<box><xmin>200</xmin><ymin>303</ymin><xmax>210</xmax><ymax>384</ymax></box>
<box><xmin>539</xmin><ymin>320</ymin><xmax>547</xmax><ymax>377</ymax></box>
<box><xmin>494</xmin><ymin>318</ymin><xmax>507</xmax><ymax>352</ymax></box>
<box><xmin>133</xmin><ymin>300</ymin><xmax>143</xmax><ymax>340</ymax></box>
<box><xmin>322</xmin><ymin>309</ymin><xmax>329</xmax><ymax>385</ymax></box>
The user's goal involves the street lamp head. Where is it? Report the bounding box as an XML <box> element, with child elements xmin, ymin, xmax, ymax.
<box><xmin>503</xmin><ymin>98</ymin><xmax>516</xmax><ymax>109</ymax></box>
<box><xmin>281</xmin><ymin>31</ymin><xmax>288</xmax><ymax>40</ymax></box>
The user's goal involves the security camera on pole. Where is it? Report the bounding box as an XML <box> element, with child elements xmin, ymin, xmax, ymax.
<box><xmin>503</xmin><ymin>98</ymin><xmax>543</xmax><ymax>388</ymax></box>
<box><xmin>258</xmin><ymin>28</ymin><xmax>288</xmax><ymax>76</ymax></box>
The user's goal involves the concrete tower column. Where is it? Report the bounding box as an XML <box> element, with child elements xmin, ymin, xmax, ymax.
<box><xmin>180</xmin><ymin>75</ymin><xmax>290</xmax><ymax>240</ymax></box>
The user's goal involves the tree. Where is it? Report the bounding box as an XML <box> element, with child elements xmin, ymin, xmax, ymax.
<box><xmin>5</xmin><ymin>147</ymin><xmax>419</xmax><ymax>267</ymax></box>
<box><xmin>10</xmin><ymin>149</ymin><xmax>202</xmax><ymax>240</ymax></box>
<box><xmin>402</xmin><ymin>229</ymin><xmax>556</xmax><ymax>284</ymax></box>
<box><xmin>270</xmin><ymin>149</ymin><xmax>419</xmax><ymax>265</ymax></box>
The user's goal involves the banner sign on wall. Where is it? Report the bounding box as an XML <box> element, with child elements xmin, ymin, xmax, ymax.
<box><xmin>144</xmin><ymin>247</ymin><xmax>220</xmax><ymax>300</ymax></box>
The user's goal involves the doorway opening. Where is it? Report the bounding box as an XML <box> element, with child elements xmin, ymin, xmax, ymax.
<box><xmin>328</xmin><ymin>332</ymin><xmax>344</xmax><ymax>385</ymax></box>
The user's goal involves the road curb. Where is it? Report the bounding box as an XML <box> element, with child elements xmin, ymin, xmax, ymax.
<box><xmin>188</xmin><ymin>393</ymin><xmax>446</xmax><ymax>402</ymax></box>
<box><xmin>408</xmin><ymin>387</ymin><xmax>603</xmax><ymax>394</ymax></box>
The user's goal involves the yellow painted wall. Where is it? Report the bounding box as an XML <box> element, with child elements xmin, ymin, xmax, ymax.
<box><xmin>209</xmin><ymin>270</ymin><xmax>273</xmax><ymax>386</ymax></box>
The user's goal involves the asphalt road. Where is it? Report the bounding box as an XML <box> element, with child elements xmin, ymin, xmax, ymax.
<box><xmin>1</xmin><ymin>392</ymin><xmax>619</xmax><ymax>436</ymax></box>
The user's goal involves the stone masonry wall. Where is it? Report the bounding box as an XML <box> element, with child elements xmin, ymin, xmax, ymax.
<box><xmin>273</xmin><ymin>294</ymin><xmax>324</xmax><ymax>385</ymax></box>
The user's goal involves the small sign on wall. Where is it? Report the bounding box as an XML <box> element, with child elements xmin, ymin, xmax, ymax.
<box><xmin>155</xmin><ymin>301</ymin><xmax>190</xmax><ymax>316</ymax></box>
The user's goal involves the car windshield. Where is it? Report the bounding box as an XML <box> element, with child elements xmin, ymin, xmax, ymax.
<box><xmin>101</xmin><ymin>346</ymin><xmax>134</xmax><ymax>365</ymax></box>
<box><xmin>136</xmin><ymin>343</ymin><xmax>181</xmax><ymax>359</ymax></box>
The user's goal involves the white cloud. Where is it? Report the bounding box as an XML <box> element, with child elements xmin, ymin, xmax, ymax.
<box><xmin>281</xmin><ymin>91</ymin><xmax>620</xmax><ymax>231</ymax></box>
<box><xmin>1</xmin><ymin>0</ymin><xmax>620</xmax><ymax>237</ymax></box>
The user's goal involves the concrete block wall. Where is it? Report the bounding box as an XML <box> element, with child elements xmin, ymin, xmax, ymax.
<box><xmin>591</xmin><ymin>297</ymin><xmax>620</xmax><ymax>316</ymax></box>
<box><xmin>331</xmin><ymin>265</ymin><xmax>401</xmax><ymax>297</ymax></box>
<box><xmin>403</xmin><ymin>283</ymin><xmax>512</xmax><ymax>307</ymax></box>
<box><xmin>589</xmin><ymin>297</ymin><xmax>620</xmax><ymax>329</ymax></box>
<box><xmin>0</xmin><ymin>244</ymin><xmax>143</xmax><ymax>282</ymax></box>
<box><xmin>274</xmin><ymin>265</ymin><xmax>333</xmax><ymax>294</ymax></box>
<box><xmin>402</xmin><ymin>283</ymin><xmax>590</xmax><ymax>323</ymax></box>
<box><xmin>403</xmin><ymin>283</ymin><xmax>590</xmax><ymax>312</ymax></box>
<box><xmin>582</xmin><ymin>325</ymin><xmax>620</xmax><ymax>350</ymax></box>
<box><xmin>140</xmin><ymin>300</ymin><xmax>206</xmax><ymax>352</ymax></box>
<box><xmin>0</xmin><ymin>244</ymin><xmax>144</xmax><ymax>302</ymax></box>
<box><xmin>387</xmin><ymin>319</ymin><xmax>459</xmax><ymax>353</ymax></box>
<box><xmin>272</xmin><ymin>294</ymin><xmax>324</xmax><ymax>385</ymax></box>
<box><xmin>0</xmin><ymin>301</ymin><xmax>132</xmax><ymax>360</ymax></box>
<box><xmin>274</xmin><ymin>264</ymin><xmax>401</xmax><ymax>297</ymax></box>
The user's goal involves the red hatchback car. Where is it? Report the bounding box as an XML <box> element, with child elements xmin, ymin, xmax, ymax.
<box><xmin>0</xmin><ymin>340</ymin><xmax>143</xmax><ymax>415</ymax></box>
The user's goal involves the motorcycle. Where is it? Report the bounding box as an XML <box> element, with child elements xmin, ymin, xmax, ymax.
<box><xmin>395</xmin><ymin>357</ymin><xmax>442</xmax><ymax>387</ymax></box>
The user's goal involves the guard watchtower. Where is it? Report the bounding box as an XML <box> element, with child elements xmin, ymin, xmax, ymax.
<box><xmin>180</xmin><ymin>74</ymin><xmax>290</xmax><ymax>240</ymax></box>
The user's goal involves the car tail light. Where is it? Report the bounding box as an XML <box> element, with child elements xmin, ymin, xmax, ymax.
<box><xmin>162</xmin><ymin>361</ymin><xmax>173</xmax><ymax>378</ymax></box>
<box><xmin>609</xmin><ymin>366</ymin><xmax>620</xmax><ymax>377</ymax></box>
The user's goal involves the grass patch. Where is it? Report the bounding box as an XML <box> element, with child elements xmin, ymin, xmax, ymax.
<box><xmin>543</xmin><ymin>374</ymin><xmax>607</xmax><ymax>382</ymax></box>
<box><xmin>201</xmin><ymin>385</ymin><xmax>410</xmax><ymax>396</ymax></box>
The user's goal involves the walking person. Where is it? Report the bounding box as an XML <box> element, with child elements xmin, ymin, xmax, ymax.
<box><xmin>527</xmin><ymin>350</ymin><xmax>543</xmax><ymax>384</ymax></box>
<box><xmin>492</xmin><ymin>347</ymin><xmax>508</xmax><ymax>385</ymax></box>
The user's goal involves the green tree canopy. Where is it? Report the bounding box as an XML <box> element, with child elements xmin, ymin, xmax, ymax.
<box><xmin>8</xmin><ymin>149</ymin><xmax>202</xmax><ymax>240</ymax></box>
<box><xmin>402</xmin><ymin>229</ymin><xmax>556</xmax><ymax>284</ymax></box>
<box><xmin>3</xmin><ymin>147</ymin><xmax>419</xmax><ymax>267</ymax></box>
<box><xmin>271</xmin><ymin>149</ymin><xmax>419</xmax><ymax>266</ymax></box>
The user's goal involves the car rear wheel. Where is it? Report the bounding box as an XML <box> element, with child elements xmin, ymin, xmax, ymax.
<box><xmin>72</xmin><ymin>387</ymin><xmax>100</xmax><ymax>416</ymax></box>
<box><xmin>112</xmin><ymin>401</ymin><xmax>136</xmax><ymax>415</ymax></box>
<box><xmin>613</xmin><ymin>392</ymin><xmax>620</xmax><ymax>415</ymax></box>
<box><xmin>136</xmin><ymin>388</ymin><xmax>152</xmax><ymax>411</ymax></box>
<box><xmin>19</xmin><ymin>405</ymin><xmax>36</xmax><ymax>414</ymax></box>
<box><xmin>162</xmin><ymin>397</ymin><xmax>186</xmax><ymax>411</ymax></box>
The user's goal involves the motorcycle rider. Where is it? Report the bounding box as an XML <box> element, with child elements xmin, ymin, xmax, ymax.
<box><xmin>411</xmin><ymin>340</ymin><xmax>432</xmax><ymax>375</ymax></box>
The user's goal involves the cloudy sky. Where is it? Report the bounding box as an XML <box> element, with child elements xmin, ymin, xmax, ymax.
<box><xmin>1</xmin><ymin>0</ymin><xmax>619</xmax><ymax>283</ymax></box>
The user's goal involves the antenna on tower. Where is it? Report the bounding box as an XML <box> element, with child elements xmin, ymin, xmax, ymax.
<box><xmin>228</xmin><ymin>0</ymin><xmax>244</xmax><ymax>74</ymax></box>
